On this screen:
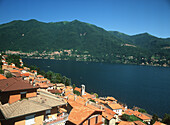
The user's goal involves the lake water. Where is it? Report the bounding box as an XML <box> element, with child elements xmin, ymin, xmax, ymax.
<box><xmin>23</xmin><ymin>58</ymin><xmax>170</xmax><ymax>117</ymax></box>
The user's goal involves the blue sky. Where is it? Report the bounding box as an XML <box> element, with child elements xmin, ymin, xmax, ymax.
<box><xmin>0</xmin><ymin>0</ymin><xmax>170</xmax><ymax>38</ymax></box>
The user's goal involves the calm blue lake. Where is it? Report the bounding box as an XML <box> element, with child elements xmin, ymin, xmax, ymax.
<box><xmin>23</xmin><ymin>58</ymin><xmax>170</xmax><ymax>117</ymax></box>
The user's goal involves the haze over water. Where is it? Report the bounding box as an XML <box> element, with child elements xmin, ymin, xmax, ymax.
<box><xmin>23</xmin><ymin>59</ymin><xmax>170</xmax><ymax>117</ymax></box>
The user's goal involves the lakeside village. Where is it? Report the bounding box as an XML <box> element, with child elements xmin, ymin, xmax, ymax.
<box><xmin>5</xmin><ymin>49</ymin><xmax>170</xmax><ymax>67</ymax></box>
<box><xmin>0</xmin><ymin>54</ymin><xmax>169</xmax><ymax>125</ymax></box>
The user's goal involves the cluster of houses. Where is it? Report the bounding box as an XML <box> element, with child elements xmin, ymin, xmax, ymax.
<box><xmin>0</xmin><ymin>55</ymin><xmax>166</xmax><ymax>125</ymax></box>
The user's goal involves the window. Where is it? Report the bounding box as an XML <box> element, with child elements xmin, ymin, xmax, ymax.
<box><xmin>88</xmin><ymin>119</ymin><xmax>90</xmax><ymax>125</ymax></box>
<box><xmin>20</xmin><ymin>92</ymin><xmax>26</xmax><ymax>99</ymax></box>
<box><xmin>95</xmin><ymin>116</ymin><xmax>98</xmax><ymax>123</ymax></box>
<box><xmin>25</xmin><ymin>115</ymin><xmax>35</xmax><ymax>125</ymax></box>
<box><xmin>45</xmin><ymin>110</ymin><xmax>51</xmax><ymax>114</ymax></box>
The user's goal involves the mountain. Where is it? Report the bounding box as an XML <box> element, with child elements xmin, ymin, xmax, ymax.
<box><xmin>0</xmin><ymin>19</ymin><xmax>170</xmax><ymax>65</ymax></box>
<box><xmin>0</xmin><ymin>19</ymin><xmax>143</xmax><ymax>53</ymax></box>
<box><xmin>110</xmin><ymin>31</ymin><xmax>170</xmax><ymax>50</ymax></box>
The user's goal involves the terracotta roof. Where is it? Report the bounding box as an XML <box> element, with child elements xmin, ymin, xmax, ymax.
<box><xmin>65</xmin><ymin>91</ymin><xmax>74</xmax><ymax>96</ymax></box>
<box><xmin>20</xmin><ymin>73</ymin><xmax>30</xmax><ymax>77</ymax></box>
<box><xmin>102</xmin><ymin>106</ymin><xmax>117</xmax><ymax>120</ymax></box>
<box><xmin>9</xmin><ymin>69</ymin><xmax>20</xmax><ymax>73</ymax></box>
<box><xmin>0</xmin><ymin>74</ymin><xmax>7</xmax><ymax>80</ymax></box>
<box><xmin>67</xmin><ymin>100</ymin><xmax>96</xmax><ymax>124</ymax></box>
<box><xmin>48</xmin><ymin>89</ymin><xmax>62</xmax><ymax>94</ymax></box>
<box><xmin>125</xmin><ymin>109</ymin><xmax>135</xmax><ymax>115</ymax></box>
<box><xmin>153</xmin><ymin>121</ymin><xmax>166</xmax><ymax>125</ymax></box>
<box><xmin>56</xmin><ymin>83</ymin><xmax>65</xmax><ymax>87</ymax></box>
<box><xmin>133</xmin><ymin>111</ymin><xmax>151</xmax><ymax>120</ymax></box>
<box><xmin>118</xmin><ymin>121</ymin><xmax>135</xmax><ymax>125</ymax></box>
<box><xmin>82</xmin><ymin>92</ymin><xmax>96</xmax><ymax>99</ymax></box>
<box><xmin>0</xmin><ymin>77</ymin><xmax>37</xmax><ymax>92</ymax></box>
<box><xmin>134</xmin><ymin>121</ymin><xmax>146</xmax><ymax>125</ymax></box>
<box><xmin>47</xmin><ymin>83</ymin><xmax>53</xmax><ymax>87</ymax></box>
<box><xmin>67</xmin><ymin>95</ymin><xmax>102</xmax><ymax>124</ymax></box>
<box><xmin>74</xmin><ymin>87</ymin><xmax>81</xmax><ymax>92</ymax></box>
<box><xmin>94</xmin><ymin>98</ymin><xmax>107</xmax><ymax>104</ymax></box>
<box><xmin>35</xmin><ymin>83</ymin><xmax>48</xmax><ymax>88</ymax></box>
<box><xmin>106</xmin><ymin>96</ymin><xmax>117</xmax><ymax>101</ymax></box>
<box><xmin>37</xmin><ymin>75</ymin><xmax>44</xmax><ymax>78</ymax></box>
<box><xmin>108</xmin><ymin>103</ymin><xmax>122</xmax><ymax>110</ymax></box>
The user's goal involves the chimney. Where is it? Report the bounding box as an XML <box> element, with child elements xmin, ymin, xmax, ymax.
<box><xmin>100</xmin><ymin>106</ymin><xmax>103</xmax><ymax>110</ymax></box>
<box><xmin>81</xmin><ymin>84</ymin><xmax>85</xmax><ymax>96</ymax></box>
<box><xmin>85</xmin><ymin>101</ymin><xmax>88</xmax><ymax>106</ymax></box>
<box><xmin>74</xmin><ymin>95</ymin><xmax>77</xmax><ymax>101</ymax></box>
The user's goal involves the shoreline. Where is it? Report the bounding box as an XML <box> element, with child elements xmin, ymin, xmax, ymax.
<box><xmin>22</xmin><ymin>56</ymin><xmax>170</xmax><ymax>68</ymax></box>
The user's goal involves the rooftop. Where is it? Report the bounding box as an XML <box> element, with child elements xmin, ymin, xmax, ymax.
<box><xmin>0</xmin><ymin>74</ymin><xmax>7</xmax><ymax>80</ymax></box>
<box><xmin>0</xmin><ymin>90</ymin><xmax>66</xmax><ymax>119</ymax></box>
<box><xmin>0</xmin><ymin>77</ymin><xmax>37</xmax><ymax>92</ymax></box>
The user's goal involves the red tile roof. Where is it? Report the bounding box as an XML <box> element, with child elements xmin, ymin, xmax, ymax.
<box><xmin>118</xmin><ymin>121</ymin><xmax>135</xmax><ymax>125</ymax></box>
<box><xmin>133</xmin><ymin>111</ymin><xmax>151</xmax><ymax>120</ymax></box>
<box><xmin>74</xmin><ymin>87</ymin><xmax>81</xmax><ymax>93</ymax></box>
<box><xmin>37</xmin><ymin>75</ymin><xmax>44</xmax><ymax>78</ymax></box>
<box><xmin>0</xmin><ymin>77</ymin><xmax>37</xmax><ymax>92</ymax></box>
<box><xmin>68</xmin><ymin>99</ymin><xmax>101</xmax><ymax>125</ymax></box>
<box><xmin>106</xmin><ymin>96</ymin><xmax>117</xmax><ymax>101</ymax></box>
<box><xmin>48</xmin><ymin>89</ymin><xmax>62</xmax><ymax>94</ymax></box>
<box><xmin>108</xmin><ymin>103</ymin><xmax>122</xmax><ymax>110</ymax></box>
<box><xmin>20</xmin><ymin>73</ymin><xmax>30</xmax><ymax>77</ymax></box>
<box><xmin>102</xmin><ymin>105</ymin><xmax>117</xmax><ymax>120</ymax></box>
<box><xmin>134</xmin><ymin>121</ymin><xmax>146</xmax><ymax>125</ymax></box>
<box><xmin>0</xmin><ymin>74</ymin><xmax>7</xmax><ymax>80</ymax></box>
<box><xmin>125</xmin><ymin>109</ymin><xmax>135</xmax><ymax>115</ymax></box>
<box><xmin>153</xmin><ymin>121</ymin><xmax>166</xmax><ymax>125</ymax></box>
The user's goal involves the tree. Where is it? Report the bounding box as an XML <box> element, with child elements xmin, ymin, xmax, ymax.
<box><xmin>138</xmin><ymin>108</ymin><xmax>147</xmax><ymax>113</ymax></box>
<box><xmin>65</xmin><ymin>78</ymin><xmax>71</xmax><ymax>86</ymax></box>
<box><xmin>45</xmin><ymin>71</ymin><xmax>53</xmax><ymax>80</ymax></box>
<box><xmin>94</xmin><ymin>93</ymin><xmax>98</xmax><ymax>98</ymax></box>
<box><xmin>150</xmin><ymin>114</ymin><xmax>158</xmax><ymax>125</ymax></box>
<box><xmin>56</xmin><ymin>73</ymin><xmax>62</xmax><ymax>83</ymax></box>
<box><xmin>72</xmin><ymin>84</ymin><xmax>76</xmax><ymax>90</ymax></box>
<box><xmin>73</xmin><ymin>90</ymin><xmax>80</xmax><ymax>96</ymax></box>
<box><xmin>62</xmin><ymin>76</ymin><xmax>67</xmax><ymax>85</ymax></box>
<box><xmin>121</xmin><ymin>114</ymin><xmax>129</xmax><ymax>121</ymax></box>
<box><xmin>6</xmin><ymin>72</ymin><xmax>12</xmax><ymax>78</ymax></box>
<box><xmin>162</xmin><ymin>113</ymin><xmax>170</xmax><ymax>125</ymax></box>
<box><xmin>0</xmin><ymin>69</ymin><xmax>4</xmax><ymax>74</ymax></box>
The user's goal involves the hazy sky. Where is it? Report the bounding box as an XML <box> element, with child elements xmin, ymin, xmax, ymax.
<box><xmin>0</xmin><ymin>0</ymin><xmax>170</xmax><ymax>38</ymax></box>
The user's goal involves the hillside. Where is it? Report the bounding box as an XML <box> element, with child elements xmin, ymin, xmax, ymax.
<box><xmin>0</xmin><ymin>19</ymin><xmax>170</xmax><ymax>66</ymax></box>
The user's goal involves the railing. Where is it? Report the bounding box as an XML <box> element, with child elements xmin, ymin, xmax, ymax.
<box><xmin>43</xmin><ymin>113</ymin><xmax>68</xmax><ymax>125</ymax></box>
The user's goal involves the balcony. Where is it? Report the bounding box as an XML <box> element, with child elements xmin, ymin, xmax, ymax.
<box><xmin>43</xmin><ymin>113</ymin><xmax>68</xmax><ymax>125</ymax></box>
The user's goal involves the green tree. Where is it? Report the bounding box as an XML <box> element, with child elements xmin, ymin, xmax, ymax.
<box><xmin>121</xmin><ymin>114</ymin><xmax>129</xmax><ymax>121</ymax></box>
<box><xmin>0</xmin><ymin>68</ymin><xmax>4</xmax><ymax>74</ymax></box>
<box><xmin>162</xmin><ymin>113</ymin><xmax>170</xmax><ymax>125</ymax></box>
<box><xmin>150</xmin><ymin>114</ymin><xmax>158</xmax><ymax>125</ymax></box>
<box><xmin>138</xmin><ymin>108</ymin><xmax>147</xmax><ymax>113</ymax></box>
<box><xmin>6</xmin><ymin>72</ymin><xmax>12</xmax><ymax>78</ymax></box>
<box><xmin>94</xmin><ymin>93</ymin><xmax>98</xmax><ymax>98</ymax></box>
<box><xmin>72</xmin><ymin>84</ymin><xmax>76</xmax><ymax>90</ymax></box>
<box><xmin>45</xmin><ymin>71</ymin><xmax>53</xmax><ymax>80</ymax></box>
<box><xmin>73</xmin><ymin>90</ymin><xmax>80</xmax><ymax>96</ymax></box>
<box><xmin>56</xmin><ymin>73</ymin><xmax>62</xmax><ymax>83</ymax></box>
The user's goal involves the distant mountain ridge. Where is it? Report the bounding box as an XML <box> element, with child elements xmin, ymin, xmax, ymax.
<box><xmin>0</xmin><ymin>19</ymin><xmax>170</xmax><ymax>66</ymax></box>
